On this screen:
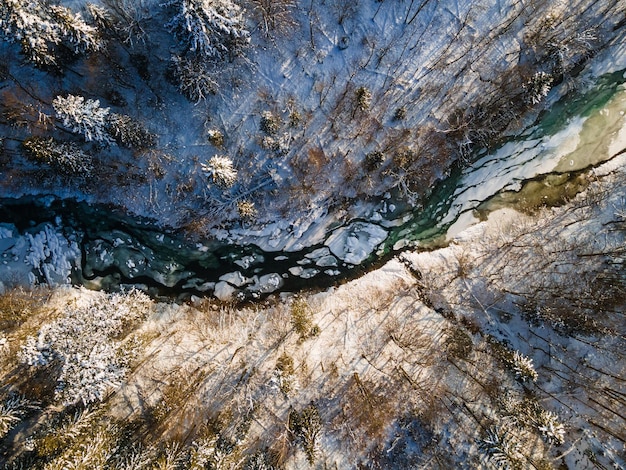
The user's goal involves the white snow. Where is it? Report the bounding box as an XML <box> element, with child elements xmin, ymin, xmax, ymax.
<box><xmin>248</xmin><ymin>273</ymin><xmax>283</xmax><ymax>294</ymax></box>
<box><xmin>0</xmin><ymin>223</ymin><xmax>81</xmax><ymax>288</ymax></box>
<box><xmin>218</xmin><ymin>270</ymin><xmax>249</xmax><ymax>287</ymax></box>
<box><xmin>288</xmin><ymin>266</ymin><xmax>319</xmax><ymax>279</ymax></box>
<box><xmin>325</xmin><ymin>222</ymin><xmax>388</xmax><ymax>265</ymax></box>
<box><xmin>213</xmin><ymin>280</ymin><xmax>237</xmax><ymax>301</ymax></box>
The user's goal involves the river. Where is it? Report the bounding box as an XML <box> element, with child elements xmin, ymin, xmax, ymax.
<box><xmin>1</xmin><ymin>68</ymin><xmax>625</xmax><ymax>300</ymax></box>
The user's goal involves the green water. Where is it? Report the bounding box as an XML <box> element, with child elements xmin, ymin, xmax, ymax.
<box><xmin>382</xmin><ymin>68</ymin><xmax>626</xmax><ymax>252</ymax></box>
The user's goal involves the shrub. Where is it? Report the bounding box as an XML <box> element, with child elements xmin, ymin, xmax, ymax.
<box><xmin>290</xmin><ymin>297</ymin><xmax>319</xmax><ymax>340</ymax></box>
<box><xmin>445</xmin><ymin>326</ymin><xmax>473</xmax><ymax>358</ymax></box>
<box><xmin>289</xmin><ymin>109</ymin><xmax>302</xmax><ymax>128</ymax></box>
<box><xmin>272</xmin><ymin>352</ymin><xmax>295</xmax><ymax>395</ymax></box>
<box><xmin>260</xmin><ymin>134</ymin><xmax>289</xmax><ymax>156</ymax></box>
<box><xmin>0</xmin><ymin>287</ymin><xmax>45</xmax><ymax>331</ymax></box>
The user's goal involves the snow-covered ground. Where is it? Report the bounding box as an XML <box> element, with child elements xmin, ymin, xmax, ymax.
<box><xmin>1</xmin><ymin>154</ymin><xmax>624</xmax><ymax>466</ymax></box>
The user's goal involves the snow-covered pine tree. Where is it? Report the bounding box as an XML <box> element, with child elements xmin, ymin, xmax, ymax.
<box><xmin>0</xmin><ymin>0</ymin><xmax>102</xmax><ymax>66</ymax></box>
<box><xmin>85</xmin><ymin>3</ymin><xmax>114</xmax><ymax>31</ymax></box>
<box><xmin>201</xmin><ymin>155</ymin><xmax>237</xmax><ymax>188</ymax></box>
<box><xmin>23</xmin><ymin>136</ymin><xmax>94</xmax><ymax>177</ymax></box>
<box><xmin>535</xmin><ymin>410</ymin><xmax>565</xmax><ymax>445</ymax></box>
<box><xmin>20</xmin><ymin>289</ymin><xmax>151</xmax><ymax>405</ymax></box>
<box><xmin>289</xmin><ymin>404</ymin><xmax>322</xmax><ymax>465</ymax></box>
<box><xmin>49</xmin><ymin>4</ymin><xmax>102</xmax><ymax>55</ymax></box>
<box><xmin>53</xmin><ymin>95</ymin><xmax>111</xmax><ymax>142</ymax></box>
<box><xmin>0</xmin><ymin>0</ymin><xmax>59</xmax><ymax>66</ymax></box>
<box><xmin>0</xmin><ymin>395</ymin><xmax>39</xmax><ymax>439</ymax></box>
<box><xmin>478</xmin><ymin>426</ymin><xmax>523</xmax><ymax>470</ymax></box>
<box><xmin>164</xmin><ymin>0</ymin><xmax>250</xmax><ymax>59</ymax></box>
<box><xmin>524</xmin><ymin>71</ymin><xmax>553</xmax><ymax>105</ymax></box>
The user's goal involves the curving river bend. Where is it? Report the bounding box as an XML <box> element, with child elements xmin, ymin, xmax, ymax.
<box><xmin>1</xmin><ymin>69</ymin><xmax>625</xmax><ymax>300</ymax></box>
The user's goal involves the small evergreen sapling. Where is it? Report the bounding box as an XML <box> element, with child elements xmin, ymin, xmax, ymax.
<box><xmin>259</xmin><ymin>110</ymin><xmax>280</xmax><ymax>135</ymax></box>
<box><xmin>207</xmin><ymin>128</ymin><xmax>224</xmax><ymax>147</ymax></box>
<box><xmin>237</xmin><ymin>199</ymin><xmax>257</xmax><ymax>220</ymax></box>
<box><xmin>355</xmin><ymin>86</ymin><xmax>372</xmax><ymax>111</ymax></box>
<box><xmin>511</xmin><ymin>350</ymin><xmax>538</xmax><ymax>383</ymax></box>
<box><xmin>201</xmin><ymin>155</ymin><xmax>238</xmax><ymax>188</ymax></box>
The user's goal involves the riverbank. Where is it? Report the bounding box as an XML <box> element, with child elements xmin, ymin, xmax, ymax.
<box><xmin>1</xmin><ymin>152</ymin><xmax>624</xmax><ymax>467</ymax></box>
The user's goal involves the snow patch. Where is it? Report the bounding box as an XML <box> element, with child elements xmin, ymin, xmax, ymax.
<box><xmin>214</xmin><ymin>281</ymin><xmax>237</xmax><ymax>301</ymax></box>
<box><xmin>219</xmin><ymin>271</ymin><xmax>249</xmax><ymax>287</ymax></box>
<box><xmin>325</xmin><ymin>222</ymin><xmax>388</xmax><ymax>265</ymax></box>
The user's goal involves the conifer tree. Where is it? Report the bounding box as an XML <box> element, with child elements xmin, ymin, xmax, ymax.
<box><xmin>53</xmin><ymin>95</ymin><xmax>111</xmax><ymax>143</ymax></box>
<box><xmin>164</xmin><ymin>0</ymin><xmax>250</xmax><ymax>59</ymax></box>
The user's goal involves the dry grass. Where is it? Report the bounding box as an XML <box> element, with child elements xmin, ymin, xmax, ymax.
<box><xmin>0</xmin><ymin>287</ymin><xmax>49</xmax><ymax>332</ymax></box>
